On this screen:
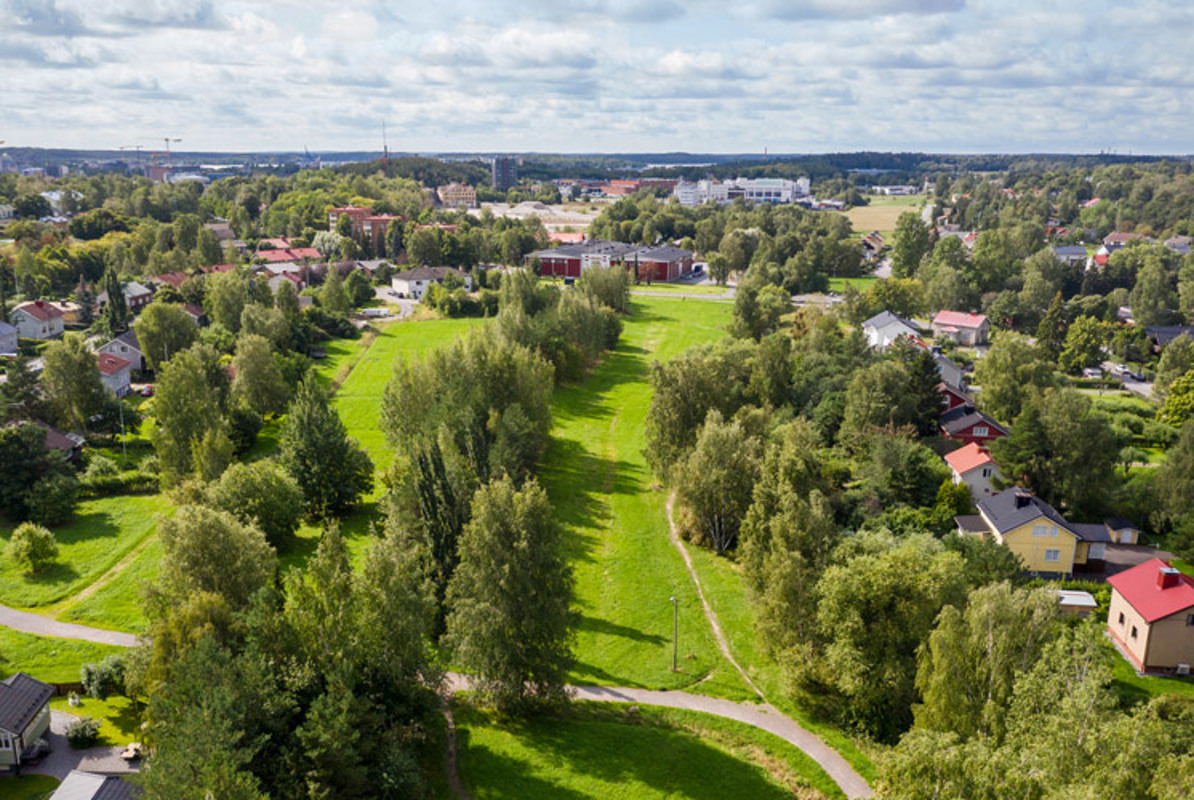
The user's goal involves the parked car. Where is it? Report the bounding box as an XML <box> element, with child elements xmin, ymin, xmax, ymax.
<box><xmin>140</xmin><ymin>384</ymin><xmax>154</xmax><ymax>397</ymax></box>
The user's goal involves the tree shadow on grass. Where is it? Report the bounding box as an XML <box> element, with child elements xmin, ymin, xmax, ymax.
<box><xmin>577</xmin><ymin>613</ymin><xmax>666</xmax><ymax>646</ymax></box>
<box><xmin>552</xmin><ymin>344</ymin><xmax>649</xmax><ymax>425</ymax></box>
<box><xmin>18</xmin><ymin>561</ymin><xmax>81</xmax><ymax>589</ymax></box>
<box><xmin>52</xmin><ymin>510</ymin><xmax>123</xmax><ymax>547</ymax></box>
<box><xmin>458</xmin><ymin>707</ymin><xmax>792</xmax><ymax>800</ymax></box>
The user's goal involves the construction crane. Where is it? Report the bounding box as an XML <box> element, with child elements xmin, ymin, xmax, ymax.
<box><xmin>118</xmin><ymin>145</ymin><xmax>145</xmax><ymax>170</ymax></box>
<box><xmin>161</xmin><ymin>137</ymin><xmax>181</xmax><ymax>168</ymax></box>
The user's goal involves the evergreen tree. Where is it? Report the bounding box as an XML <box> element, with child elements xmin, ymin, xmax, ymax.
<box><xmin>320</xmin><ymin>264</ymin><xmax>351</xmax><ymax>315</ymax></box>
<box><xmin>99</xmin><ymin>266</ymin><xmax>129</xmax><ymax>335</ymax></box>
<box><xmin>1035</xmin><ymin>291</ymin><xmax>1068</xmax><ymax>360</ymax></box>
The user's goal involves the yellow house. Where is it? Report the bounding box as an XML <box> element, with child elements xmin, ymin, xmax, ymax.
<box><xmin>955</xmin><ymin>488</ymin><xmax>1111</xmax><ymax>576</ymax></box>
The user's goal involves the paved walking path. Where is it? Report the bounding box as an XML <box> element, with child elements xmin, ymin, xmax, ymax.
<box><xmin>0</xmin><ymin>604</ymin><xmax>138</xmax><ymax>647</ymax></box>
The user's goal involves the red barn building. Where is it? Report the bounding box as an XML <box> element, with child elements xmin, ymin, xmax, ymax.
<box><xmin>939</xmin><ymin>403</ymin><xmax>1009</xmax><ymax>446</ymax></box>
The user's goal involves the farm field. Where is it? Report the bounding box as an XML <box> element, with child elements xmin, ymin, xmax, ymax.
<box><xmin>455</xmin><ymin>701</ymin><xmax>845</xmax><ymax>800</ymax></box>
<box><xmin>842</xmin><ymin>195</ymin><xmax>921</xmax><ymax>237</ymax></box>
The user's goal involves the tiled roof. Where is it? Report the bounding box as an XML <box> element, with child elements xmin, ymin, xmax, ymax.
<box><xmin>13</xmin><ymin>301</ymin><xmax>64</xmax><ymax>322</ymax></box>
<box><xmin>1109</xmin><ymin>559</ymin><xmax>1194</xmax><ymax>623</ymax></box>
<box><xmin>932</xmin><ymin>310</ymin><xmax>988</xmax><ymax>329</ymax></box>
<box><xmin>96</xmin><ymin>352</ymin><xmax>131</xmax><ymax>376</ymax></box>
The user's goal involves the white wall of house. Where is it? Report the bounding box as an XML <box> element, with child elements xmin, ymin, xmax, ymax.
<box><xmin>953</xmin><ymin>463</ymin><xmax>1000</xmax><ymax>500</ymax></box>
<box><xmin>101</xmin><ymin>367</ymin><xmax>131</xmax><ymax>397</ymax></box>
<box><xmin>11</xmin><ymin>310</ymin><xmax>64</xmax><ymax>340</ymax></box>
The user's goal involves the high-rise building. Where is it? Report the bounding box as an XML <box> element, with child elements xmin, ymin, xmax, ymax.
<box><xmin>492</xmin><ymin>156</ymin><xmax>518</xmax><ymax>191</ymax></box>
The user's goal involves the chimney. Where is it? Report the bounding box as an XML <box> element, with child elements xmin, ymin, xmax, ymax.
<box><xmin>1158</xmin><ymin>566</ymin><xmax>1182</xmax><ymax>590</ymax></box>
<box><xmin>1014</xmin><ymin>490</ymin><xmax>1032</xmax><ymax>509</ymax></box>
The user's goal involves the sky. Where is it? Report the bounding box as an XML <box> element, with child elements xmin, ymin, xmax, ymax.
<box><xmin>1</xmin><ymin>0</ymin><xmax>1191</xmax><ymax>155</ymax></box>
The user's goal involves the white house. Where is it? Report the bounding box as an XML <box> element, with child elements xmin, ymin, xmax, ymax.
<box><xmin>97</xmin><ymin>352</ymin><xmax>132</xmax><ymax>397</ymax></box>
<box><xmin>10</xmin><ymin>301</ymin><xmax>65</xmax><ymax>340</ymax></box>
<box><xmin>931</xmin><ymin>310</ymin><xmax>990</xmax><ymax>346</ymax></box>
<box><xmin>391</xmin><ymin>267</ymin><xmax>473</xmax><ymax>301</ymax></box>
<box><xmin>97</xmin><ymin>329</ymin><xmax>145</xmax><ymax>372</ymax></box>
<box><xmin>267</xmin><ymin>271</ymin><xmax>305</xmax><ymax>295</ymax></box>
<box><xmin>943</xmin><ymin>442</ymin><xmax>1001</xmax><ymax>500</ymax></box>
<box><xmin>862</xmin><ymin>311</ymin><xmax>920</xmax><ymax>350</ymax></box>
<box><xmin>0</xmin><ymin>321</ymin><xmax>17</xmax><ymax>356</ymax></box>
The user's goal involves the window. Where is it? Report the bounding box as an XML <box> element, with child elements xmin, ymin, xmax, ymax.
<box><xmin>973</xmin><ymin>426</ymin><xmax>989</xmax><ymax>437</ymax></box>
<box><xmin>1044</xmin><ymin>549</ymin><xmax>1061</xmax><ymax>563</ymax></box>
<box><xmin>982</xmin><ymin>467</ymin><xmax>992</xmax><ymax>477</ymax></box>
<box><xmin>1131</xmin><ymin>626</ymin><xmax>1138</xmax><ymax>640</ymax></box>
<box><xmin>1050</xmin><ymin>526</ymin><xmax>1059</xmax><ymax>538</ymax></box>
<box><xmin>0</xmin><ymin>735</ymin><xmax>10</xmax><ymax>750</ymax></box>
<box><xmin>1187</xmin><ymin>614</ymin><xmax>1194</xmax><ymax>627</ymax></box>
<box><xmin>1033</xmin><ymin>524</ymin><xmax>1049</xmax><ymax>537</ymax></box>
<box><xmin>1119</xmin><ymin>612</ymin><xmax>1125</xmax><ymax>625</ymax></box>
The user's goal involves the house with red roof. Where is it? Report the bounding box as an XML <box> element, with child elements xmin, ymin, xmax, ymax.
<box><xmin>10</xmin><ymin>301</ymin><xmax>65</xmax><ymax>340</ymax></box>
<box><xmin>97</xmin><ymin>352</ymin><xmax>132</xmax><ymax>397</ymax></box>
<box><xmin>1108</xmin><ymin>559</ymin><xmax>1194</xmax><ymax>675</ymax></box>
<box><xmin>931</xmin><ymin>310</ymin><xmax>990</xmax><ymax>346</ymax></box>
<box><xmin>944</xmin><ymin>442</ymin><xmax>1001</xmax><ymax>500</ymax></box>
<box><xmin>151</xmin><ymin>271</ymin><xmax>190</xmax><ymax>289</ymax></box>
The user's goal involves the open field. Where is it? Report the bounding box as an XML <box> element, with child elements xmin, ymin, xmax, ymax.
<box><xmin>0</xmin><ymin>495</ymin><xmax>166</xmax><ymax>609</ymax></box>
<box><xmin>541</xmin><ymin>297</ymin><xmax>750</xmax><ymax>695</ymax></box>
<box><xmin>828</xmin><ymin>276</ymin><xmax>878</xmax><ymax>293</ymax></box>
<box><xmin>841</xmin><ymin>195</ymin><xmax>921</xmax><ymax>237</ymax></box>
<box><xmin>629</xmin><ymin>283</ymin><xmax>728</xmax><ymax>296</ymax></box>
<box><xmin>57</xmin><ymin>539</ymin><xmax>161</xmax><ymax>633</ymax></box>
<box><xmin>455</xmin><ymin>701</ymin><xmax>845</xmax><ymax>800</ymax></box>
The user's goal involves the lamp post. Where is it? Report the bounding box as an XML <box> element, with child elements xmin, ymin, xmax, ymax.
<box><xmin>669</xmin><ymin>596</ymin><xmax>678</xmax><ymax>672</ymax></box>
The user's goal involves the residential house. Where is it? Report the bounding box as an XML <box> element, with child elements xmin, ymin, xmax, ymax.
<box><xmin>1105</xmin><ymin>516</ymin><xmax>1141</xmax><ymax>545</ymax></box>
<box><xmin>943</xmin><ymin>442</ymin><xmax>1001</xmax><ymax>500</ymax></box>
<box><xmin>10</xmin><ymin>301</ymin><xmax>65</xmax><ymax>340</ymax></box>
<box><xmin>939</xmin><ymin>382</ymin><xmax>972</xmax><ymax>412</ymax></box>
<box><xmin>1107</xmin><ymin>559</ymin><xmax>1194</xmax><ymax>674</ymax></box>
<box><xmin>934</xmin><ymin>353</ymin><xmax>965</xmax><ymax>390</ymax></box>
<box><xmin>391</xmin><ymin>267</ymin><xmax>472</xmax><ymax>301</ymax></box>
<box><xmin>861</xmin><ymin>231</ymin><xmax>885</xmax><ymax>261</ymax></box>
<box><xmin>9</xmin><ymin>421</ymin><xmax>85</xmax><ymax>461</ymax></box>
<box><xmin>48</xmin><ymin>770</ymin><xmax>138</xmax><ymax>800</ymax></box>
<box><xmin>98</xmin><ymin>330</ymin><xmax>145</xmax><ymax>372</ymax></box>
<box><xmin>931</xmin><ymin>310</ymin><xmax>990</xmax><ymax>346</ymax></box>
<box><xmin>0</xmin><ymin>321</ymin><xmax>17</xmax><ymax>356</ymax></box>
<box><xmin>96</xmin><ymin>281</ymin><xmax>153</xmax><ymax>315</ymax></box>
<box><xmin>956</xmin><ymin>487</ymin><xmax>1111</xmax><ymax>576</ymax></box>
<box><xmin>939</xmin><ymin>403</ymin><xmax>1009</xmax><ymax>446</ymax></box>
<box><xmin>1145</xmin><ymin>325</ymin><xmax>1194</xmax><ymax>352</ymax></box>
<box><xmin>97</xmin><ymin>352</ymin><xmax>132</xmax><ymax>397</ymax></box>
<box><xmin>862</xmin><ymin>311</ymin><xmax>920</xmax><ymax>351</ymax></box>
<box><xmin>0</xmin><ymin>204</ymin><xmax>13</xmax><ymax>220</ymax></box>
<box><xmin>0</xmin><ymin>673</ymin><xmax>54</xmax><ymax>769</ymax></box>
<box><xmin>1163</xmin><ymin>235</ymin><xmax>1192</xmax><ymax>257</ymax></box>
<box><xmin>181</xmin><ymin>303</ymin><xmax>206</xmax><ymax>326</ymax></box>
<box><xmin>1050</xmin><ymin>245</ymin><xmax>1088</xmax><ymax>267</ymax></box>
<box><xmin>267</xmin><ymin>271</ymin><xmax>305</xmax><ymax>295</ymax></box>
<box><xmin>1103</xmin><ymin>231</ymin><xmax>1150</xmax><ymax>248</ymax></box>
<box><xmin>150</xmin><ymin>271</ymin><xmax>190</xmax><ymax>289</ymax></box>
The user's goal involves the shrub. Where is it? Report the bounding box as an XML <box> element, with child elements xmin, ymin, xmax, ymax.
<box><xmin>24</xmin><ymin>473</ymin><xmax>80</xmax><ymax>526</ymax></box>
<box><xmin>81</xmin><ymin>654</ymin><xmax>126</xmax><ymax>700</ymax></box>
<box><xmin>66</xmin><ymin>717</ymin><xmax>100</xmax><ymax>748</ymax></box>
<box><xmin>228</xmin><ymin>405</ymin><xmax>263</xmax><ymax>455</ymax></box>
<box><xmin>82</xmin><ymin>456</ymin><xmax>120</xmax><ymax>481</ymax></box>
<box><xmin>7</xmin><ymin>522</ymin><xmax>59</xmax><ymax>573</ymax></box>
<box><xmin>207</xmin><ymin>461</ymin><xmax>304</xmax><ymax>547</ymax></box>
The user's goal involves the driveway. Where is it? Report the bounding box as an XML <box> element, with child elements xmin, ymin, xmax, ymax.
<box><xmin>27</xmin><ymin>711</ymin><xmax>138</xmax><ymax>779</ymax></box>
<box><xmin>1100</xmin><ymin>361</ymin><xmax>1154</xmax><ymax>400</ymax></box>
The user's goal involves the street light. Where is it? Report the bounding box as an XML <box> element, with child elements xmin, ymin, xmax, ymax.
<box><xmin>669</xmin><ymin>596</ymin><xmax>678</xmax><ymax>672</ymax></box>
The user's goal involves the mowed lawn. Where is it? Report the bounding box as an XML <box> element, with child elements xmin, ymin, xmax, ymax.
<box><xmin>0</xmin><ymin>627</ymin><xmax>123</xmax><ymax>683</ymax></box>
<box><xmin>58</xmin><ymin>538</ymin><xmax>161</xmax><ymax>634</ymax></box>
<box><xmin>456</xmin><ymin>702</ymin><xmax>845</xmax><ymax>800</ymax></box>
<box><xmin>0</xmin><ymin>494</ymin><xmax>166</xmax><ymax>609</ymax></box>
<box><xmin>0</xmin><ymin>775</ymin><xmax>60</xmax><ymax>800</ymax></box>
<box><xmin>540</xmin><ymin>297</ymin><xmax>751</xmax><ymax>695</ymax></box>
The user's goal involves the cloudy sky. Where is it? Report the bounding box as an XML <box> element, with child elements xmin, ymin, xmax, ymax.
<box><xmin>1</xmin><ymin>0</ymin><xmax>1189</xmax><ymax>154</ymax></box>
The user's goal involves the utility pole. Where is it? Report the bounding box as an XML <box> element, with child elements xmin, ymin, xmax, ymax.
<box><xmin>670</xmin><ymin>596</ymin><xmax>678</xmax><ymax>672</ymax></box>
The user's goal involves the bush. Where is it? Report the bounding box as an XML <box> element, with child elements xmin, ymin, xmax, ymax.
<box><xmin>80</xmin><ymin>470</ymin><xmax>159</xmax><ymax>497</ymax></box>
<box><xmin>82</xmin><ymin>456</ymin><xmax>120</xmax><ymax>481</ymax></box>
<box><xmin>208</xmin><ymin>461</ymin><xmax>304</xmax><ymax>547</ymax></box>
<box><xmin>228</xmin><ymin>405</ymin><xmax>263</xmax><ymax>455</ymax></box>
<box><xmin>66</xmin><ymin>716</ymin><xmax>100</xmax><ymax>748</ymax></box>
<box><xmin>6</xmin><ymin>522</ymin><xmax>59</xmax><ymax>573</ymax></box>
<box><xmin>24</xmin><ymin>473</ymin><xmax>80</xmax><ymax>526</ymax></box>
<box><xmin>81</xmin><ymin>654</ymin><xmax>126</xmax><ymax>700</ymax></box>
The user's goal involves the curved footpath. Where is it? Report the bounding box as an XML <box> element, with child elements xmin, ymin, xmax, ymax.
<box><xmin>0</xmin><ymin>603</ymin><xmax>138</xmax><ymax>647</ymax></box>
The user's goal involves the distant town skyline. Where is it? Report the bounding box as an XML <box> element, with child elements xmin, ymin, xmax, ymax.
<box><xmin>2</xmin><ymin>0</ymin><xmax>1191</xmax><ymax>155</ymax></box>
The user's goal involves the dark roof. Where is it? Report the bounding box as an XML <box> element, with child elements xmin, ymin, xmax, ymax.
<box><xmin>863</xmin><ymin>310</ymin><xmax>918</xmax><ymax>331</ymax></box>
<box><xmin>1050</xmin><ymin>245</ymin><xmax>1088</xmax><ymax>257</ymax></box>
<box><xmin>528</xmin><ymin>239</ymin><xmax>693</xmax><ymax>263</ymax></box>
<box><xmin>50</xmin><ymin>770</ymin><xmax>139</xmax><ymax>800</ymax></box>
<box><xmin>393</xmin><ymin>266</ymin><xmax>470</xmax><ymax>282</ymax></box>
<box><xmin>977</xmin><ymin>488</ymin><xmax>1073</xmax><ymax>537</ymax></box>
<box><xmin>1071</xmin><ymin>523</ymin><xmax>1113</xmax><ymax>544</ymax></box>
<box><xmin>0</xmin><ymin>673</ymin><xmax>53</xmax><ymax>735</ymax></box>
<box><xmin>955</xmin><ymin>514</ymin><xmax>988</xmax><ymax>533</ymax></box>
<box><xmin>1145</xmin><ymin>326</ymin><xmax>1194</xmax><ymax>347</ymax></box>
<box><xmin>5</xmin><ymin>420</ymin><xmax>86</xmax><ymax>454</ymax></box>
<box><xmin>1105</xmin><ymin>516</ymin><xmax>1138</xmax><ymax>532</ymax></box>
<box><xmin>939</xmin><ymin>405</ymin><xmax>1008</xmax><ymax>436</ymax></box>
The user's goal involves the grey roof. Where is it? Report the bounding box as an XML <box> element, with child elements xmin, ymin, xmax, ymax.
<box><xmin>105</xmin><ymin>329</ymin><xmax>141</xmax><ymax>353</ymax></box>
<box><xmin>955</xmin><ymin>514</ymin><xmax>988</xmax><ymax>534</ymax></box>
<box><xmin>50</xmin><ymin>771</ymin><xmax>138</xmax><ymax>800</ymax></box>
<box><xmin>863</xmin><ymin>310</ymin><xmax>919</xmax><ymax>332</ymax></box>
<box><xmin>1050</xmin><ymin>245</ymin><xmax>1088</xmax><ymax>257</ymax></box>
<box><xmin>977</xmin><ymin>488</ymin><xmax>1074</xmax><ymax>537</ymax></box>
<box><xmin>0</xmin><ymin>673</ymin><xmax>53</xmax><ymax>735</ymax></box>
<box><xmin>939</xmin><ymin>405</ymin><xmax>1008</xmax><ymax>436</ymax></box>
<box><xmin>0</xmin><ymin>321</ymin><xmax>16</xmax><ymax>336</ymax></box>
<box><xmin>393</xmin><ymin>266</ymin><xmax>469</xmax><ymax>281</ymax></box>
<box><xmin>1071</xmin><ymin>523</ymin><xmax>1113</xmax><ymax>544</ymax></box>
<box><xmin>1145</xmin><ymin>326</ymin><xmax>1194</xmax><ymax>347</ymax></box>
<box><xmin>528</xmin><ymin>239</ymin><xmax>693</xmax><ymax>263</ymax></box>
<box><xmin>1105</xmin><ymin>516</ymin><xmax>1138</xmax><ymax>532</ymax></box>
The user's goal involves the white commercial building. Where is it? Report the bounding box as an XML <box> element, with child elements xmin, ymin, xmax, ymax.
<box><xmin>674</xmin><ymin>177</ymin><xmax>810</xmax><ymax>207</ymax></box>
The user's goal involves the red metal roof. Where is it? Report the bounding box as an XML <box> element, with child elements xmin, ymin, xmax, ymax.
<box><xmin>287</xmin><ymin>247</ymin><xmax>322</xmax><ymax>260</ymax></box>
<box><xmin>944</xmin><ymin>442</ymin><xmax>994</xmax><ymax>475</ymax></box>
<box><xmin>1109</xmin><ymin>559</ymin><xmax>1194</xmax><ymax>623</ymax></box>
<box><xmin>96</xmin><ymin>352</ymin><xmax>131</xmax><ymax>376</ymax></box>
<box><xmin>933</xmin><ymin>310</ymin><xmax>988</xmax><ymax>329</ymax></box>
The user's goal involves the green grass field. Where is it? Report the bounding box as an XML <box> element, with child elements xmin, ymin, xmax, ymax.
<box><xmin>0</xmin><ymin>494</ymin><xmax>166</xmax><ymax>609</ymax></box>
<box><xmin>0</xmin><ymin>627</ymin><xmax>123</xmax><ymax>683</ymax></box>
<box><xmin>629</xmin><ymin>283</ymin><xmax>728</xmax><ymax>296</ymax></box>
<box><xmin>842</xmin><ymin>195</ymin><xmax>921</xmax><ymax>236</ymax></box>
<box><xmin>540</xmin><ymin>297</ymin><xmax>748</xmax><ymax>694</ymax></box>
<box><xmin>49</xmin><ymin>694</ymin><xmax>143</xmax><ymax>746</ymax></box>
<box><xmin>57</xmin><ymin>538</ymin><xmax>161</xmax><ymax>633</ymax></box>
<box><xmin>828</xmin><ymin>276</ymin><xmax>878</xmax><ymax>293</ymax></box>
<box><xmin>455</xmin><ymin>701</ymin><xmax>844</xmax><ymax>800</ymax></box>
<box><xmin>0</xmin><ymin>775</ymin><xmax>59</xmax><ymax>800</ymax></box>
